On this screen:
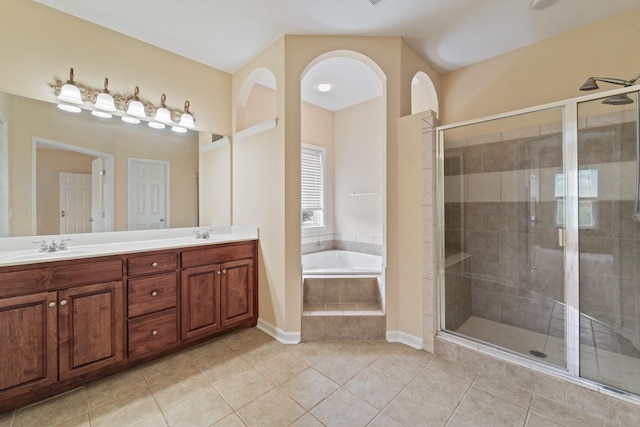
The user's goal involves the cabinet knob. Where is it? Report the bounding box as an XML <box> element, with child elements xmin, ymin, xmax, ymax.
<box><xmin>151</xmin><ymin>262</ymin><xmax>158</xmax><ymax>267</ymax></box>
<box><xmin>59</xmin><ymin>299</ymin><xmax>68</xmax><ymax>306</ymax></box>
<box><xmin>48</xmin><ymin>301</ymin><xmax>56</xmax><ymax>308</ymax></box>
<box><xmin>222</xmin><ymin>269</ymin><xmax>227</xmax><ymax>274</ymax></box>
<box><xmin>151</xmin><ymin>330</ymin><xmax>158</xmax><ymax>336</ymax></box>
<box><xmin>216</xmin><ymin>270</ymin><xmax>222</xmax><ymax>275</ymax></box>
<box><xmin>151</xmin><ymin>291</ymin><xmax>158</xmax><ymax>297</ymax></box>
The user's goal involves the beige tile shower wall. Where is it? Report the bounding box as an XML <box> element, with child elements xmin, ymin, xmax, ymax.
<box><xmin>422</xmin><ymin>112</ymin><xmax>437</xmax><ymax>352</ymax></box>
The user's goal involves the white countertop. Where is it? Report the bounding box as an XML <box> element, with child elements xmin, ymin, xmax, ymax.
<box><xmin>0</xmin><ymin>226</ymin><xmax>258</xmax><ymax>267</ymax></box>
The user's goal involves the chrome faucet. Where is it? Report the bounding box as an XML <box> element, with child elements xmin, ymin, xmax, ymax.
<box><xmin>194</xmin><ymin>229</ymin><xmax>213</xmax><ymax>239</ymax></box>
<box><xmin>33</xmin><ymin>238</ymin><xmax>72</xmax><ymax>252</ymax></box>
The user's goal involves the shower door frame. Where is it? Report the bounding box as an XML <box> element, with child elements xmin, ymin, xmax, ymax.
<box><xmin>436</xmin><ymin>84</ymin><xmax>640</xmax><ymax>389</ymax></box>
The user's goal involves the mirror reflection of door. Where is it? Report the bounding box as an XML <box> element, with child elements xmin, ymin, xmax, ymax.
<box><xmin>59</xmin><ymin>172</ymin><xmax>92</xmax><ymax>234</ymax></box>
<box><xmin>128</xmin><ymin>158</ymin><xmax>169</xmax><ymax>230</ymax></box>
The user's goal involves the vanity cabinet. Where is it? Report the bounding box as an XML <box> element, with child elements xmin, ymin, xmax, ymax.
<box><xmin>0</xmin><ymin>239</ymin><xmax>258</xmax><ymax>413</ymax></box>
<box><xmin>0</xmin><ymin>259</ymin><xmax>125</xmax><ymax>402</ymax></box>
<box><xmin>180</xmin><ymin>241</ymin><xmax>256</xmax><ymax>342</ymax></box>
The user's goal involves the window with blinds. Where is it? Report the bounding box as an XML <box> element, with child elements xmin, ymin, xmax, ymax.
<box><xmin>301</xmin><ymin>144</ymin><xmax>325</xmax><ymax>228</ymax></box>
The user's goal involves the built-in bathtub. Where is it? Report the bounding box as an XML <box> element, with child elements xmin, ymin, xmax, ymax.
<box><xmin>301</xmin><ymin>249</ymin><xmax>382</xmax><ymax>276</ymax></box>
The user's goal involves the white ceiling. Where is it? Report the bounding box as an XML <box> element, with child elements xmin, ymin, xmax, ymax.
<box><xmin>35</xmin><ymin>0</ymin><xmax>640</xmax><ymax>111</ymax></box>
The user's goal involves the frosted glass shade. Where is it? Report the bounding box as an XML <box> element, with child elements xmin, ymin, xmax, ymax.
<box><xmin>148</xmin><ymin>121</ymin><xmax>165</xmax><ymax>129</ymax></box>
<box><xmin>122</xmin><ymin>116</ymin><xmax>140</xmax><ymax>124</ymax></box>
<box><xmin>154</xmin><ymin>107</ymin><xmax>172</xmax><ymax>124</ymax></box>
<box><xmin>58</xmin><ymin>83</ymin><xmax>83</xmax><ymax>104</ymax></box>
<box><xmin>57</xmin><ymin>103</ymin><xmax>81</xmax><ymax>113</ymax></box>
<box><xmin>178</xmin><ymin>112</ymin><xmax>195</xmax><ymax>128</ymax></box>
<box><xmin>126</xmin><ymin>100</ymin><xmax>146</xmax><ymax>117</ymax></box>
<box><xmin>95</xmin><ymin>92</ymin><xmax>116</xmax><ymax>111</ymax></box>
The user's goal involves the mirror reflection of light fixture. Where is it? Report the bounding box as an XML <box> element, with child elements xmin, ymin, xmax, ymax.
<box><xmin>178</xmin><ymin>101</ymin><xmax>195</xmax><ymax>128</ymax></box>
<box><xmin>121</xmin><ymin>116</ymin><xmax>140</xmax><ymax>124</ymax></box>
<box><xmin>58</xmin><ymin>67</ymin><xmax>83</xmax><ymax>104</ymax></box>
<box><xmin>154</xmin><ymin>94</ymin><xmax>172</xmax><ymax>124</ymax></box>
<box><xmin>57</xmin><ymin>103</ymin><xmax>81</xmax><ymax>113</ymax></box>
<box><xmin>148</xmin><ymin>121</ymin><xmax>165</xmax><ymax>129</ymax></box>
<box><xmin>171</xmin><ymin>126</ymin><xmax>187</xmax><ymax>133</ymax></box>
<box><xmin>126</xmin><ymin>86</ymin><xmax>146</xmax><ymax>118</ymax></box>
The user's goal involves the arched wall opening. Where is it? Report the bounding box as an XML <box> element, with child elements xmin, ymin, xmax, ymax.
<box><xmin>235</xmin><ymin>67</ymin><xmax>277</xmax><ymax>133</ymax></box>
<box><xmin>411</xmin><ymin>71</ymin><xmax>438</xmax><ymax>116</ymax></box>
<box><xmin>299</xmin><ymin>49</ymin><xmax>388</xmax><ymax>340</ymax></box>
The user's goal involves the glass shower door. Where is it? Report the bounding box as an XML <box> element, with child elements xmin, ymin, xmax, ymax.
<box><xmin>577</xmin><ymin>91</ymin><xmax>640</xmax><ymax>394</ymax></box>
<box><xmin>441</xmin><ymin>107</ymin><xmax>567</xmax><ymax>369</ymax></box>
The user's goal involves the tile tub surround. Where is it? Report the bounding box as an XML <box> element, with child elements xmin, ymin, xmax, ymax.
<box><xmin>301</xmin><ymin>237</ymin><xmax>383</xmax><ymax>256</ymax></box>
<box><xmin>3</xmin><ymin>327</ymin><xmax>640</xmax><ymax>427</ymax></box>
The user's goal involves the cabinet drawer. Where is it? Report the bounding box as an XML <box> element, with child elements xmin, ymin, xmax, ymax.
<box><xmin>128</xmin><ymin>253</ymin><xmax>177</xmax><ymax>276</ymax></box>
<box><xmin>128</xmin><ymin>309</ymin><xmax>177</xmax><ymax>359</ymax></box>
<box><xmin>128</xmin><ymin>273</ymin><xmax>177</xmax><ymax>318</ymax></box>
<box><xmin>181</xmin><ymin>242</ymin><xmax>254</xmax><ymax>269</ymax></box>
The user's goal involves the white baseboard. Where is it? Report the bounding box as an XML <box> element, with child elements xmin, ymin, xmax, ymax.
<box><xmin>386</xmin><ymin>330</ymin><xmax>424</xmax><ymax>350</ymax></box>
<box><xmin>257</xmin><ymin>318</ymin><xmax>301</xmax><ymax>344</ymax></box>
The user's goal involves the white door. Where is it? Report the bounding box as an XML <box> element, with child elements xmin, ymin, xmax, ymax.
<box><xmin>59</xmin><ymin>172</ymin><xmax>92</xmax><ymax>234</ymax></box>
<box><xmin>91</xmin><ymin>158</ymin><xmax>105</xmax><ymax>233</ymax></box>
<box><xmin>128</xmin><ymin>159</ymin><xmax>169</xmax><ymax>230</ymax></box>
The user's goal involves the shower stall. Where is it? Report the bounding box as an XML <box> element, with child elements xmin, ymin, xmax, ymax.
<box><xmin>437</xmin><ymin>84</ymin><xmax>640</xmax><ymax>396</ymax></box>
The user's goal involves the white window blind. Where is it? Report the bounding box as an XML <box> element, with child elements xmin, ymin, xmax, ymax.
<box><xmin>301</xmin><ymin>146</ymin><xmax>324</xmax><ymax>211</ymax></box>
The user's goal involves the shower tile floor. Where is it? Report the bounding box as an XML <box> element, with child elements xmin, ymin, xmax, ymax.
<box><xmin>4</xmin><ymin>327</ymin><xmax>638</xmax><ymax>427</ymax></box>
<box><xmin>458</xmin><ymin>316</ymin><xmax>640</xmax><ymax>395</ymax></box>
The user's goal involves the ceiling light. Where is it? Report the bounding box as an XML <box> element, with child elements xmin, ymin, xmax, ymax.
<box><xmin>178</xmin><ymin>101</ymin><xmax>195</xmax><ymax>128</ymax></box>
<box><xmin>126</xmin><ymin>86</ymin><xmax>146</xmax><ymax>118</ymax></box>
<box><xmin>154</xmin><ymin>94</ymin><xmax>172</xmax><ymax>124</ymax></box>
<box><xmin>58</xmin><ymin>67</ymin><xmax>83</xmax><ymax>104</ymax></box>
<box><xmin>317</xmin><ymin>82</ymin><xmax>333</xmax><ymax>92</ymax></box>
<box><xmin>529</xmin><ymin>0</ymin><xmax>559</xmax><ymax>11</ymax></box>
<box><xmin>94</xmin><ymin>78</ymin><xmax>116</xmax><ymax>112</ymax></box>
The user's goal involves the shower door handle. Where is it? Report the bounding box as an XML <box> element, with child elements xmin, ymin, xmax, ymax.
<box><xmin>558</xmin><ymin>228</ymin><xmax>567</xmax><ymax>247</ymax></box>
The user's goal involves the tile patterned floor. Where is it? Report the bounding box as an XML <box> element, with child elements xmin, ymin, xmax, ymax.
<box><xmin>0</xmin><ymin>327</ymin><xmax>633</xmax><ymax>427</ymax></box>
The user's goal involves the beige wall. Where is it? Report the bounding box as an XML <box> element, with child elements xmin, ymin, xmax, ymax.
<box><xmin>301</xmin><ymin>101</ymin><xmax>335</xmax><ymax>237</ymax></box>
<box><xmin>0</xmin><ymin>0</ymin><xmax>231</xmax><ymax>135</ymax></box>
<box><xmin>7</xmin><ymin>94</ymin><xmax>199</xmax><ymax>236</ymax></box>
<box><xmin>36</xmin><ymin>149</ymin><xmax>94</xmax><ymax>235</ymax></box>
<box><xmin>232</xmin><ymin>34</ymin><xmax>438</xmax><ymax>338</ymax></box>
<box><xmin>334</xmin><ymin>96</ymin><xmax>385</xmax><ymax>241</ymax></box>
<box><xmin>198</xmin><ymin>133</ymin><xmax>231</xmax><ymax>226</ymax></box>
<box><xmin>440</xmin><ymin>7</ymin><xmax>640</xmax><ymax>124</ymax></box>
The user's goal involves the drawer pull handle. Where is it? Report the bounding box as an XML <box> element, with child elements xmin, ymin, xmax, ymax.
<box><xmin>59</xmin><ymin>299</ymin><xmax>68</xmax><ymax>306</ymax></box>
<box><xmin>151</xmin><ymin>262</ymin><xmax>158</xmax><ymax>267</ymax></box>
<box><xmin>151</xmin><ymin>291</ymin><xmax>158</xmax><ymax>297</ymax></box>
<box><xmin>48</xmin><ymin>301</ymin><xmax>56</xmax><ymax>308</ymax></box>
<box><xmin>151</xmin><ymin>330</ymin><xmax>158</xmax><ymax>336</ymax></box>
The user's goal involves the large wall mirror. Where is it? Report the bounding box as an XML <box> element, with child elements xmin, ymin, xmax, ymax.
<box><xmin>0</xmin><ymin>91</ymin><xmax>230</xmax><ymax>238</ymax></box>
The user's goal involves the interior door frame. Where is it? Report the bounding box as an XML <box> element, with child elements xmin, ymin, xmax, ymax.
<box><xmin>127</xmin><ymin>157</ymin><xmax>171</xmax><ymax>230</ymax></box>
<box><xmin>32</xmin><ymin>137</ymin><xmax>114</xmax><ymax>235</ymax></box>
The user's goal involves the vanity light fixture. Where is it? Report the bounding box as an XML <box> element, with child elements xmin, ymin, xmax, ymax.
<box><xmin>94</xmin><ymin>78</ymin><xmax>116</xmax><ymax>112</ymax></box>
<box><xmin>57</xmin><ymin>68</ymin><xmax>83</xmax><ymax>104</ymax></box>
<box><xmin>153</xmin><ymin>94</ymin><xmax>172</xmax><ymax>124</ymax></box>
<box><xmin>178</xmin><ymin>101</ymin><xmax>195</xmax><ymax>128</ymax></box>
<box><xmin>126</xmin><ymin>86</ymin><xmax>147</xmax><ymax>118</ymax></box>
<box><xmin>51</xmin><ymin>68</ymin><xmax>197</xmax><ymax>131</ymax></box>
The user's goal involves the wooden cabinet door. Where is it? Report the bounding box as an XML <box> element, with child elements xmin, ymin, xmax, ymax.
<box><xmin>58</xmin><ymin>281</ymin><xmax>124</xmax><ymax>381</ymax></box>
<box><xmin>180</xmin><ymin>265</ymin><xmax>221</xmax><ymax>341</ymax></box>
<box><xmin>0</xmin><ymin>292</ymin><xmax>58</xmax><ymax>399</ymax></box>
<box><xmin>220</xmin><ymin>258</ymin><xmax>255</xmax><ymax>327</ymax></box>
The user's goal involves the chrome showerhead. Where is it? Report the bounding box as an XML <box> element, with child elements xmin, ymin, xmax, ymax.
<box><xmin>602</xmin><ymin>93</ymin><xmax>635</xmax><ymax>106</ymax></box>
<box><xmin>579</xmin><ymin>77</ymin><xmax>599</xmax><ymax>91</ymax></box>
<box><xmin>579</xmin><ymin>72</ymin><xmax>640</xmax><ymax>91</ymax></box>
